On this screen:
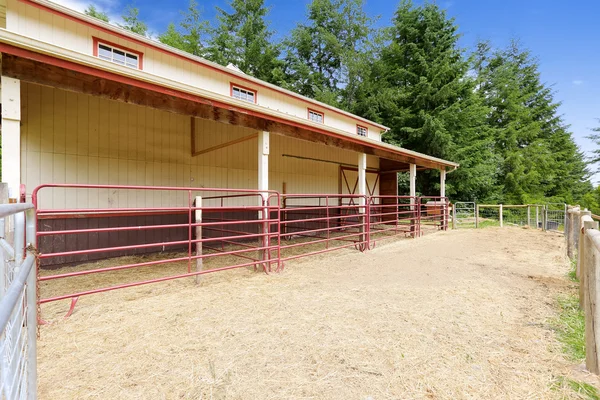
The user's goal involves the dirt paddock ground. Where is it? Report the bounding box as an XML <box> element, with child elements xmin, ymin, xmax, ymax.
<box><xmin>38</xmin><ymin>227</ymin><xmax>592</xmax><ymax>399</ymax></box>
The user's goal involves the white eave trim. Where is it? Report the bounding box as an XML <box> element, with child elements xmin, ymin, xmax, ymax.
<box><xmin>0</xmin><ymin>29</ymin><xmax>459</xmax><ymax>169</ymax></box>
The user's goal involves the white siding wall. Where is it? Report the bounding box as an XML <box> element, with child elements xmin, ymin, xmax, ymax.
<box><xmin>6</xmin><ymin>0</ymin><xmax>383</xmax><ymax>141</ymax></box>
<box><xmin>21</xmin><ymin>83</ymin><xmax>378</xmax><ymax>209</ymax></box>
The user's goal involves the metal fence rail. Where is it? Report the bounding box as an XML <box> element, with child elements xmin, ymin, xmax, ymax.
<box><xmin>0</xmin><ymin>203</ymin><xmax>37</xmax><ymax>400</ymax></box>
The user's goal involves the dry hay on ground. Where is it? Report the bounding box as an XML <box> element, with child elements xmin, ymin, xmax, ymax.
<box><xmin>38</xmin><ymin>227</ymin><xmax>592</xmax><ymax>399</ymax></box>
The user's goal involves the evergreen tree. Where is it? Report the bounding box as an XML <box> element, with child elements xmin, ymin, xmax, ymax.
<box><xmin>84</xmin><ymin>5</ymin><xmax>109</xmax><ymax>23</ymax></box>
<box><xmin>118</xmin><ymin>5</ymin><xmax>148</xmax><ymax>36</ymax></box>
<box><xmin>355</xmin><ymin>1</ymin><xmax>495</xmax><ymax>199</ymax></box>
<box><xmin>206</xmin><ymin>0</ymin><xmax>282</xmax><ymax>82</ymax></box>
<box><xmin>158</xmin><ymin>1</ymin><xmax>209</xmax><ymax>57</ymax></box>
<box><xmin>587</xmin><ymin>120</ymin><xmax>600</xmax><ymax>166</ymax></box>
<box><xmin>282</xmin><ymin>0</ymin><xmax>377</xmax><ymax>108</ymax></box>
<box><xmin>477</xmin><ymin>40</ymin><xmax>591</xmax><ymax>203</ymax></box>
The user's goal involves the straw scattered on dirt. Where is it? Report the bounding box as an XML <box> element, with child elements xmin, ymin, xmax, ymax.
<box><xmin>38</xmin><ymin>227</ymin><xmax>594</xmax><ymax>399</ymax></box>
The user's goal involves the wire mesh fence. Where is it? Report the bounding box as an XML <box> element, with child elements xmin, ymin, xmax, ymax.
<box><xmin>453</xmin><ymin>202</ymin><xmax>566</xmax><ymax>233</ymax></box>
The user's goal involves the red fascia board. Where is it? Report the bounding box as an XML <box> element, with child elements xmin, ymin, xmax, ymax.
<box><xmin>0</xmin><ymin>42</ymin><xmax>441</xmax><ymax>167</ymax></box>
<box><xmin>92</xmin><ymin>36</ymin><xmax>144</xmax><ymax>70</ymax></box>
<box><xmin>18</xmin><ymin>0</ymin><xmax>387</xmax><ymax>131</ymax></box>
<box><xmin>229</xmin><ymin>82</ymin><xmax>257</xmax><ymax>104</ymax></box>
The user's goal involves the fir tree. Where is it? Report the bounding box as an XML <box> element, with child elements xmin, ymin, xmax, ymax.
<box><xmin>84</xmin><ymin>5</ymin><xmax>109</xmax><ymax>23</ymax></box>
<box><xmin>118</xmin><ymin>5</ymin><xmax>148</xmax><ymax>36</ymax></box>
<box><xmin>158</xmin><ymin>1</ymin><xmax>209</xmax><ymax>57</ymax></box>
<box><xmin>206</xmin><ymin>0</ymin><xmax>282</xmax><ymax>82</ymax></box>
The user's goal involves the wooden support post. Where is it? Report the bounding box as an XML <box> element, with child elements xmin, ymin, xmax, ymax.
<box><xmin>409</xmin><ymin>163</ymin><xmax>417</xmax><ymax>237</ymax></box>
<box><xmin>257</xmin><ymin>131</ymin><xmax>270</xmax><ymax>270</ymax></box>
<box><xmin>536</xmin><ymin>206</ymin><xmax>539</xmax><ymax>229</ymax></box>
<box><xmin>1</xmin><ymin>76</ymin><xmax>21</xmax><ymax>202</ymax></box>
<box><xmin>499</xmin><ymin>204</ymin><xmax>503</xmax><ymax>228</ymax></box>
<box><xmin>475</xmin><ymin>204</ymin><xmax>479</xmax><ymax>228</ymax></box>
<box><xmin>358</xmin><ymin>153</ymin><xmax>367</xmax><ymax>247</ymax></box>
<box><xmin>584</xmin><ymin>228</ymin><xmax>600</xmax><ymax>374</ymax></box>
<box><xmin>194</xmin><ymin>196</ymin><xmax>202</xmax><ymax>284</ymax></box>
<box><xmin>527</xmin><ymin>205</ymin><xmax>531</xmax><ymax>227</ymax></box>
<box><xmin>543</xmin><ymin>206</ymin><xmax>547</xmax><ymax>232</ymax></box>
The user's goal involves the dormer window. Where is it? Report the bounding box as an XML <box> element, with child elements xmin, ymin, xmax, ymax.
<box><xmin>308</xmin><ymin>109</ymin><xmax>324</xmax><ymax>124</ymax></box>
<box><xmin>357</xmin><ymin>125</ymin><xmax>368</xmax><ymax>137</ymax></box>
<box><xmin>93</xmin><ymin>37</ymin><xmax>143</xmax><ymax>69</ymax></box>
<box><xmin>230</xmin><ymin>84</ymin><xmax>257</xmax><ymax>103</ymax></box>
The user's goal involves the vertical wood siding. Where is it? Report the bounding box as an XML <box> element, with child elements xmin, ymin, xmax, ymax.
<box><xmin>21</xmin><ymin>83</ymin><xmax>379</xmax><ymax>210</ymax></box>
<box><xmin>6</xmin><ymin>0</ymin><xmax>383</xmax><ymax>140</ymax></box>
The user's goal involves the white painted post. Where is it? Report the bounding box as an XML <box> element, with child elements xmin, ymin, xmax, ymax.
<box><xmin>440</xmin><ymin>169</ymin><xmax>447</xmax><ymax>230</ymax></box>
<box><xmin>257</xmin><ymin>131</ymin><xmax>270</xmax><ymax>270</ymax></box>
<box><xmin>358</xmin><ymin>153</ymin><xmax>367</xmax><ymax>246</ymax></box>
<box><xmin>409</xmin><ymin>164</ymin><xmax>417</xmax><ymax>237</ymax></box>
<box><xmin>194</xmin><ymin>196</ymin><xmax>202</xmax><ymax>284</ymax></box>
<box><xmin>1</xmin><ymin>77</ymin><xmax>21</xmax><ymax>202</ymax></box>
<box><xmin>499</xmin><ymin>204</ymin><xmax>503</xmax><ymax>227</ymax></box>
<box><xmin>439</xmin><ymin>169</ymin><xmax>446</xmax><ymax>198</ymax></box>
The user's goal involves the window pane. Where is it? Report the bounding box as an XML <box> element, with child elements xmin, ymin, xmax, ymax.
<box><xmin>248</xmin><ymin>92</ymin><xmax>255</xmax><ymax>103</ymax></box>
<box><xmin>232</xmin><ymin>88</ymin><xmax>241</xmax><ymax>99</ymax></box>
<box><xmin>126</xmin><ymin>53</ymin><xmax>138</xmax><ymax>68</ymax></box>
<box><xmin>113</xmin><ymin>49</ymin><xmax>125</xmax><ymax>65</ymax></box>
<box><xmin>98</xmin><ymin>44</ymin><xmax>112</xmax><ymax>61</ymax></box>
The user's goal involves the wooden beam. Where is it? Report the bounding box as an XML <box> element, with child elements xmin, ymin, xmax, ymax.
<box><xmin>192</xmin><ymin>132</ymin><xmax>258</xmax><ymax>157</ymax></box>
<box><xmin>1</xmin><ymin>54</ymin><xmax>448</xmax><ymax>170</ymax></box>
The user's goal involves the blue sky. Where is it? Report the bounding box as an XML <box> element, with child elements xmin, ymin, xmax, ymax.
<box><xmin>58</xmin><ymin>0</ymin><xmax>600</xmax><ymax>181</ymax></box>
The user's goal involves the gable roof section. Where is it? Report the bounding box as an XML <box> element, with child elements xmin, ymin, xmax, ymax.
<box><xmin>18</xmin><ymin>0</ymin><xmax>389</xmax><ymax>131</ymax></box>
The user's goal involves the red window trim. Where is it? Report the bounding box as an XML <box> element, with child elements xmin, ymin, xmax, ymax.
<box><xmin>307</xmin><ymin>108</ymin><xmax>325</xmax><ymax>123</ymax></box>
<box><xmin>92</xmin><ymin>36</ymin><xmax>144</xmax><ymax>70</ymax></box>
<box><xmin>18</xmin><ymin>0</ymin><xmax>387</xmax><ymax>131</ymax></box>
<box><xmin>357</xmin><ymin>124</ymin><xmax>368</xmax><ymax>137</ymax></box>
<box><xmin>229</xmin><ymin>82</ymin><xmax>258</xmax><ymax>103</ymax></box>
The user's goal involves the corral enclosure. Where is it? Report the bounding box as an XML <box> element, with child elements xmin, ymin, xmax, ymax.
<box><xmin>38</xmin><ymin>227</ymin><xmax>580</xmax><ymax>399</ymax></box>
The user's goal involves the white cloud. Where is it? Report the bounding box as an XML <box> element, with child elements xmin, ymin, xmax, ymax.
<box><xmin>573</xmin><ymin>80</ymin><xmax>584</xmax><ymax>86</ymax></box>
<box><xmin>52</xmin><ymin>0</ymin><xmax>122</xmax><ymax>24</ymax></box>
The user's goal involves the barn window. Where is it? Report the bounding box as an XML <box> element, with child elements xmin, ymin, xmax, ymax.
<box><xmin>357</xmin><ymin>125</ymin><xmax>368</xmax><ymax>137</ymax></box>
<box><xmin>93</xmin><ymin>38</ymin><xmax>142</xmax><ymax>69</ymax></box>
<box><xmin>231</xmin><ymin>84</ymin><xmax>257</xmax><ymax>103</ymax></box>
<box><xmin>308</xmin><ymin>109</ymin><xmax>324</xmax><ymax>124</ymax></box>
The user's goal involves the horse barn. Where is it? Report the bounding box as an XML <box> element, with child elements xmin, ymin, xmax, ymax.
<box><xmin>0</xmin><ymin>0</ymin><xmax>458</xmax><ymax>312</ymax></box>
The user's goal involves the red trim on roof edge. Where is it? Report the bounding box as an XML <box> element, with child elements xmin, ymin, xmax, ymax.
<box><xmin>0</xmin><ymin>42</ymin><xmax>445</xmax><ymax>167</ymax></box>
<box><xmin>18</xmin><ymin>0</ymin><xmax>387</xmax><ymax>131</ymax></box>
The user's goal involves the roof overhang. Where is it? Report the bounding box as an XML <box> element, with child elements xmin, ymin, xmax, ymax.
<box><xmin>0</xmin><ymin>29</ymin><xmax>459</xmax><ymax>171</ymax></box>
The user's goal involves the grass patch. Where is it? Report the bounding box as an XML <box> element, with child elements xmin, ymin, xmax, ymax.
<box><xmin>568</xmin><ymin>258</ymin><xmax>578</xmax><ymax>282</ymax></box>
<box><xmin>554</xmin><ymin>376</ymin><xmax>600</xmax><ymax>400</ymax></box>
<box><xmin>553</xmin><ymin>294</ymin><xmax>586</xmax><ymax>361</ymax></box>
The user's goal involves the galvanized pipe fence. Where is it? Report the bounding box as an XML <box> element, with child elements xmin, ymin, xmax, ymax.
<box><xmin>0</xmin><ymin>200</ymin><xmax>38</xmax><ymax>399</ymax></box>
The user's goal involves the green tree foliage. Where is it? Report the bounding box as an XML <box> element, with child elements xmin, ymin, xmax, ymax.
<box><xmin>158</xmin><ymin>1</ymin><xmax>209</xmax><ymax>57</ymax></box>
<box><xmin>587</xmin><ymin>120</ymin><xmax>600</xmax><ymax>166</ymax></box>
<box><xmin>205</xmin><ymin>0</ymin><xmax>282</xmax><ymax>83</ymax></box>
<box><xmin>281</xmin><ymin>0</ymin><xmax>378</xmax><ymax>109</ymax></box>
<box><xmin>355</xmin><ymin>1</ymin><xmax>497</xmax><ymax>199</ymax></box>
<box><xmin>84</xmin><ymin>5</ymin><xmax>109</xmax><ymax>23</ymax></box>
<box><xmin>476</xmin><ymin>40</ymin><xmax>591</xmax><ymax>204</ymax></box>
<box><xmin>118</xmin><ymin>5</ymin><xmax>148</xmax><ymax>36</ymax></box>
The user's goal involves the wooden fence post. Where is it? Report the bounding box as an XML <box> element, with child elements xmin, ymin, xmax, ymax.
<box><xmin>475</xmin><ymin>204</ymin><xmax>479</xmax><ymax>228</ymax></box>
<box><xmin>584</xmin><ymin>228</ymin><xmax>600</xmax><ymax>374</ymax></box>
<box><xmin>527</xmin><ymin>205</ymin><xmax>531</xmax><ymax>227</ymax></box>
<box><xmin>452</xmin><ymin>203</ymin><xmax>456</xmax><ymax>230</ymax></box>
<box><xmin>499</xmin><ymin>204</ymin><xmax>503</xmax><ymax>227</ymax></box>
<box><xmin>195</xmin><ymin>196</ymin><xmax>202</xmax><ymax>284</ymax></box>
<box><xmin>579</xmin><ymin>211</ymin><xmax>593</xmax><ymax>309</ymax></box>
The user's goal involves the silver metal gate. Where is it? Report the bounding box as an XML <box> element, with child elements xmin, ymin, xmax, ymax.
<box><xmin>544</xmin><ymin>203</ymin><xmax>566</xmax><ymax>232</ymax></box>
<box><xmin>0</xmin><ymin>203</ymin><xmax>38</xmax><ymax>400</ymax></box>
<box><xmin>452</xmin><ymin>202</ymin><xmax>476</xmax><ymax>228</ymax></box>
